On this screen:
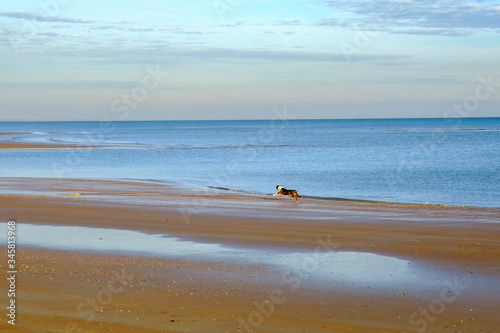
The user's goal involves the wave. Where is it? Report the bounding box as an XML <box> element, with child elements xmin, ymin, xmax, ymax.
<box><xmin>291</xmin><ymin>128</ymin><xmax>500</xmax><ymax>134</ymax></box>
<box><xmin>7</xmin><ymin>138</ymin><xmax>296</xmax><ymax>150</ymax></box>
<box><xmin>192</xmin><ymin>144</ymin><xmax>294</xmax><ymax>149</ymax></box>
<box><xmin>105</xmin><ymin>143</ymin><xmax>295</xmax><ymax>150</ymax></box>
<box><xmin>206</xmin><ymin>186</ymin><xmax>478</xmax><ymax>208</ymax></box>
<box><xmin>384</xmin><ymin>129</ymin><xmax>500</xmax><ymax>133</ymax></box>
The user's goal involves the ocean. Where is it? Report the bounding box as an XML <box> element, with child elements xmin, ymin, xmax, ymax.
<box><xmin>1</xmin><ymin>118</ymin><xmax>499</xmax><ymax>207</ymax></box>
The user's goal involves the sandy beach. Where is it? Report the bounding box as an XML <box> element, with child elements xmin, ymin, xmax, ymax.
<box><xmin>1</xmin><ymin>177</ymin><xmax>499</xmax><ymax>332</ymax></box>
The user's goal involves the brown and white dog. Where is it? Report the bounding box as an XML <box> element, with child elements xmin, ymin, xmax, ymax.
<box><xmin>273</xmin><ymin>185</ymin><xmax>302</xmax><ymax>202</ymax></box>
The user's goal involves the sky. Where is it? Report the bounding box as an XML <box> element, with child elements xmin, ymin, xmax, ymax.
<box><xmin>0</xmin><ymin>0</ymin><xmax>499</xmax><ymax>121</ymax></box>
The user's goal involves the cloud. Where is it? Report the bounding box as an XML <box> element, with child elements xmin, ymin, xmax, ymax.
<box><xmin>0</xmin><ymin>10</ymin><xmax>95</xmax><ymax>24</ymax></box>
<box><xmin>317</xmin><ymin>18</ymin><xmax>347</xmax><ymax>27</ymax></box>
<box><xmin>154</xmin><ymin>48</ymin><xmax>410</xmax><ymax>64</ymax></box>
<box><xmin>15</xmin><ymin>41</ymin><xmax>408</xmax><ymax>66</ymax></box>
<box><xmin>0</xmin><ymin>28</ymin><xmax>16</xmax><ymax>35</ymax></box>
<box><xmin>175</xmin><ymin>30</ymin><xmax>205</xmax><ymax>35</ymax></box>
<box><xmin>219</xmin><ymin>20</ymin><xmax>249</xmax><ymax>27</ymax></box>
<box><xmin>273</xmin><ymin>19</ymin><xmax>306</xmax><ymax>26</ymax></box>
<box><xmin>39</xmin><ymin>31</ymin><xmax>62</xmax><ymax>37</ymax></box>
<box><xmin>320</xmin><ymin>0</ymin><xmax>500</xmax><ymax>34</ymax></box>
<box><xmin>392</xmin><ymin>28</ymin><xmax>473</xmax><ymax>37</ymax></box>
<box><xmin>264</xmin><ymin>31</ymin><xmax>296</xmax><ymax>35</ymax></box>
<box><xmin>94</xmin><ymin>24</ymin><xmax>120</xmax><ymax>30</ymax></box>
<box><xmin>127</xmin><ymin>27</ymin><xmax>156</xmax><ymax>32</ymax></box>
<box><xmin>0</xmin><ymin>80</ymin><xmax>138</xmax><ymax>90</ymax></box>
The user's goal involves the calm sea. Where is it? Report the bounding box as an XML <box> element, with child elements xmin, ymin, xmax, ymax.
<box><xmin>1</xmin><ymin>118</ymin><xmax>499</xmax><ymax>207</ymax></box>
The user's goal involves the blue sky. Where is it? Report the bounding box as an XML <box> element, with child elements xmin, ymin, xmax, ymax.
<box><xmin>1</xmin><ymin>0</ymin><xmax>499</xmax><ymax>120</ymax></box>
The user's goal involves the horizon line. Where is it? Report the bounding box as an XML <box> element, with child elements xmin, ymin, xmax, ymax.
<box><xmin>1</xmin><ymin>116</ymin><xmax>499</xmax><ymax>123</ymax></box>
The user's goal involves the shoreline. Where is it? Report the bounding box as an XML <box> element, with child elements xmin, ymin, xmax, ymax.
<box><xmin>1</xmin><ymin>177</ymin><xmax>499</xmax><ymax>332</ymax></box>
<box><xmin>209</xmin><ymin>185</ymin><xmax>493</xmax><ymax>209</ymax></box>
<box><xmin>1</xmin><ymin>177</ymin><xmax>499</xmax><ymax>263</ymax></box>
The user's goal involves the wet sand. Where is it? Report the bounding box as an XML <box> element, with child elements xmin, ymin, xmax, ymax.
<box><xmin>0</xmin><ymin>143</ymin><xmax>88</xmax><ymax>149</ymax></box>
<box><xmin>1</xmin><ymin>178</ymin><xmax>499</xmax><ymax>332</ymax></box>
<box><xmin>0</xmin><ymin>141</ymin><xmax>90</xmax><ymax>149</ymax></box>
<box><xmin>0</xmin><ymin>132</ymin><xmax>93</xmax><ymax>149</ymax></box>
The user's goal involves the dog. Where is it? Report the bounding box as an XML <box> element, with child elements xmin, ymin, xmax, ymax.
<box><xmin>273</xmin><ymin>185</ymin><xmax>302</xmax><ymax>202</ymax></box>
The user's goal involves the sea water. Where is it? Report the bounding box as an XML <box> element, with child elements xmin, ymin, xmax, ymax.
<box><xmin>0</xmin><ymin>222</ymin><xmax>419</xmax><ymax>289</ymax></box>
<box><xmin>1</xmin><ymin>118</ymin><xmax>499</xmax><ymax>207</ymax></box>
